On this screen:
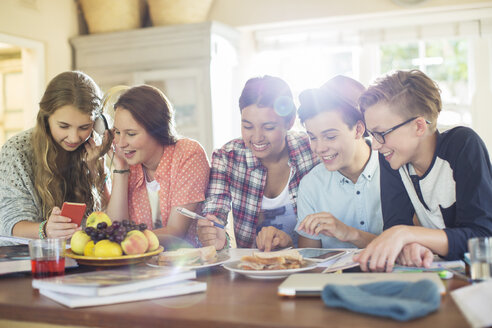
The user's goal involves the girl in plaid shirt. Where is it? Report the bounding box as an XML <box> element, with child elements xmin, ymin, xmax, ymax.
<box><xmin>197</xmin><ymin>76</ymin><xmax>318</xmax><ymax>250</ymax></box>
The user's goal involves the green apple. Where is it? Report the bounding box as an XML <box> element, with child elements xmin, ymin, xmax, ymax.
<box><xmin>70</xmin><ymin>231</ymin><xmax>91</xmax><ymax>255</ymax></box>
<box><xmin>86</xmin><ymin>211</ymin><xmax>111</xmax><ymax>228</ymax></box>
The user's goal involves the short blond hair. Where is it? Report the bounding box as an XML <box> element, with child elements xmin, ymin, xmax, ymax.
<box><xmin>359</xmin><ymin>70</ymin><xmax>441</xmax><ymax>131</ymax></box>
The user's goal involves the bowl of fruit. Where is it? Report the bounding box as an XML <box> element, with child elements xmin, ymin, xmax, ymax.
<box><xmin>67</xmin><ymin>212</ymin><xmax>163</xmax><ymax>266</ymax></box>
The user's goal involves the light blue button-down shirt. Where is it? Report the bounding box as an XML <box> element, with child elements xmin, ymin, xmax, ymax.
<box><xmin>295</xmin><ymin>149</ymin><xmax>383</xmax><ymax>248</ymax></box>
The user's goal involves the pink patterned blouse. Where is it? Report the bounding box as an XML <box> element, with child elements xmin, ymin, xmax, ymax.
<box><xmin>127</xmin><ymin>138</ymin><xmax>210</xmax><ymax>229</ymax></box>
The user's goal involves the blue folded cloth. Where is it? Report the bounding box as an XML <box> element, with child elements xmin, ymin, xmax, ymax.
<box><xmin>321</xmin><ymin>279</ymin><xmax>441</xmax><ymax>321</ymax></box>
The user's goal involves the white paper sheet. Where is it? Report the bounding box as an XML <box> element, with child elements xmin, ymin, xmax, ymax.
<box><xmin>451</xmin><ymin>280</ymin><xmax>492</xmax><ymax>328</ymax></box>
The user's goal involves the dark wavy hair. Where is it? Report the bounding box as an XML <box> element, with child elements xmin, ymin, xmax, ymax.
<box><xmin>298</xmin><ymin>75</ymin><xmax>366</xmax><ymax>135</ymax></box>
<box><xmin>238</xmin><ymin>75</ymin><xmax>296</xmax><ymax>122</ymax></box>
<box><xmin>114</xmin><ymin>85</ymin><xmax>178</xmax><ymax>146</ymax></box>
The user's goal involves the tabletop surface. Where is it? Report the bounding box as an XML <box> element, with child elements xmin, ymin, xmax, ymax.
<box><xmin>0</xmin><ymin>249</ymin><xmax>471</xmax><ymax>328</ymax></box>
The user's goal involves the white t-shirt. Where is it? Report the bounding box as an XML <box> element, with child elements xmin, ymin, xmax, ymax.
<box><xmin>258</xmin><ymin>168</ymin><xmax>298</xmax><ymax>246</ymax></box>
<box><xmin>144</xmin><ymin>170</ymin><xmax>162</xmax><ymax>228</ymax></box>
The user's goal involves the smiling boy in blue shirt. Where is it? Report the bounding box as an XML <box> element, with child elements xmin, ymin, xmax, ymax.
<box><xmin>294</xmin><ymin>76</ymin><xmax>383</xmax><ymax>249</ymax></box>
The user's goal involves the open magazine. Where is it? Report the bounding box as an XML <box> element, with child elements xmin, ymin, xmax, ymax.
<box><xmin>0</xmin><ymin>235</ymin><xmax>33</xmax><ymax>245</ymax></box>
<box><xmin>0</xmin><ymin>235</ymin><xmax>71</xmax><ymax>248</ymax></box>
<box><xmin>32</xmin><ymin>266</ymin><xmax>196</xmax><ymax>296</ymax></box>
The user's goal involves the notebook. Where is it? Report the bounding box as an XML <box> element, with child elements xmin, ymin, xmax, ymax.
<box><xmin>40</xmin><ymin>280</ymin><xmax>207</xmax><ymax>308</ymax></box>
<box><xmin>278</xmin><ymin>272</ymin><xmax>446</xmax><ymax>297</ymax></box>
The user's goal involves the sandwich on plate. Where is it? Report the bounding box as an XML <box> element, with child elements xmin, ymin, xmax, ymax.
<box><xmin>158</xmin><ymin>245</ymin><xmax>217</xmax><ymax>266</ymax></box>
<box><xmin>238</xmin><ymin>249</ymin><xmax>304</xmax><ymax>270</ymax></box>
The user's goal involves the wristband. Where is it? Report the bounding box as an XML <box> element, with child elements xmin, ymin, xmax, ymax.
<box><xmin>39</xmin><ymin>220</ymin><xmax>47</xmax><ymax>239</ymax></box>
<box><xmin>113</xmin><ymin>169</ymin><xmax>130</xmax><ymax>174</ymax></box>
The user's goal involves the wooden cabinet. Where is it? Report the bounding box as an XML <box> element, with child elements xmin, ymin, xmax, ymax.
<box><xmin>71</xmin><ymin>22</ymin><xmax>240</xmax><ymax>156</ymax></box>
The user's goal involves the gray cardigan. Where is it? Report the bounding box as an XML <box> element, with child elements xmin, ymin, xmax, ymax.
<box><xmin>0</xmin><ymin>129</ymin><xmax>43</xmax><ymax>243</ymax></box>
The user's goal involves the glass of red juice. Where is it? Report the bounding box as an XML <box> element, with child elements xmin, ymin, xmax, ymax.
<box><xmin>28</xmin><ymin>239</ymin><xmax>66</xmax><ymax>279</ymax></box>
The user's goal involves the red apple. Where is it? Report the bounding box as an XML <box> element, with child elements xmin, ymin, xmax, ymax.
<box><xmin>142</xmin><ymin>229</ymin><xmax>159</xmax><ymax>252</ymax></box>
<box><xmin>143</xmin><ymin>229</ymin><xmax>160</xmax><ymax>252</ymax></box>
<box><xmin>121</xmin><ymin>230</ymin><xmax>149</xmax><ymax>255</ymax></box>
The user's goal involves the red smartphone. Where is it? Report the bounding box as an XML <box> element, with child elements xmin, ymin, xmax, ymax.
<box><xmin>60</xmin><ymin>202</ymin><xmax>87</xmax><ymax>226</ymax></box>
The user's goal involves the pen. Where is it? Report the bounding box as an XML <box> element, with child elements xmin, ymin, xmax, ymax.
<box><xmin>176</xmin><ymin>207</ymin><xmax>225</xmax><ymax>229</ymax></box>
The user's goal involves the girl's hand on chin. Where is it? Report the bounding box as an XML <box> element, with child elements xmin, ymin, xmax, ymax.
<box><xmin>109</xmin><ymin>142</ymin><xmax>129</xmax><ymax>170</ymax></box>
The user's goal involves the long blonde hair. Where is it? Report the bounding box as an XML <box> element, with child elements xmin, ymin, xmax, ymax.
<box><xmin>32</xmin><ymin>71</ymin><xmax>112</xmax><ymax>219</ymax></box>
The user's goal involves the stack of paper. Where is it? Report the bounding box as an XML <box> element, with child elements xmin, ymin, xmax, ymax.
<box><xmin>32</xmin><ymin>266</ymin><xmax>206</xmax><ymax>308</ymax></box>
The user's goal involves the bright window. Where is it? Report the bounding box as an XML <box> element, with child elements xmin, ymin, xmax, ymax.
<box><xmin>379</xmin><ymin>39</ymin><xmax>471</xmax><ymax>128</ymax></box>
<box><xmin>250</xmin><ymin>46</ymin><xmax>356</xmax><ymax>130</ymax></box>
<box><xmin>251</xmin><ymin>35</ymin><xmax>472</xmax><ymax>131</ymax></box>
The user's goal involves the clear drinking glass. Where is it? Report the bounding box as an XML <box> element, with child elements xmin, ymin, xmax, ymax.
<box><xmin>28</xmin><ymin>239</ymin><xmax>66</xmax><ymax>279</ymax></box>
<box><xmin>468</xmin><ymin>237</ymin><xmax>492</xmax><ymax>282</ymax></box>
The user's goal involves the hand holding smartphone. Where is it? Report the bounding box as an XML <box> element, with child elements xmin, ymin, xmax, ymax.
<box><xmin>60</xmin><ymin>202</ymin><xmax>87</xmax><ymax>226</ymax></box>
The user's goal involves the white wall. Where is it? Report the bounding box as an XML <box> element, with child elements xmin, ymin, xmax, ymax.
<box><xmin>0</xmin><ymin>0</ymin><xmax>78</xmax><ymax>84</ymax></box>
<box><xmin>209</xmin><ymin>0</ymin><xmax>492</xmax><ymax>28</ymax></box>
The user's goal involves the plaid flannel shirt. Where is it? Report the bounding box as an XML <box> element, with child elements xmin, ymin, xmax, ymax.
<box><xmin>202</xmin><ymin>131</ymin><xmax>319</xmax><ymax>248</ymax></box>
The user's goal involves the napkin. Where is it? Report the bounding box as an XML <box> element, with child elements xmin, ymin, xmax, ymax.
<box><xmin>321</xmin><ymin>279</ymin><xmax>440</xmax><ymax>321</ymax></box>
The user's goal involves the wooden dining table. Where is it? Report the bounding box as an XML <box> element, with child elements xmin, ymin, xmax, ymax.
<box><xmin>0</xmin><ymin>249</ymin><xmax>471</xmax><ymax>328</ymax></box>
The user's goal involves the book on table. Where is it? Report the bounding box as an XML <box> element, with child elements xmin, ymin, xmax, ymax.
<box><xmin>32</xmin><ymin>266</ymin><xmax>196</xmax><ymax>296</ymax></box>
<box><xmin>40</xmin><ymin>280</ymin><xmax>207</xmax><ymax>308</ymax></box>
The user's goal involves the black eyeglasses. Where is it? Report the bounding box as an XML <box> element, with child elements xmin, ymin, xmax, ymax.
<box><xmin>367</xmin><ymin>117</ymin><xmax>431</xmax><ymax>144</ymax></box>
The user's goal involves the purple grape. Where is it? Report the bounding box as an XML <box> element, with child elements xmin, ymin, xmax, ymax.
<box><xmin>112</xmin><ymin>221</ymin><xmax>121</xmax><ymax>229</ymax></box>
<box><xmin>122</xmin><ymin>220</ymin><xmax>130</xmax><ymax>226</ymax></box>
<box><xmin>106</xmin><ymin>226</ymin><xmax>115</xmax><ymax>235</ymax></box>
<box><xmin>97</xmin><ymin>222</ymin><xmax>108</xmax><ymax>230</ymax></box>
<box><xmin>138</xmin><ymin>223</ymin><xmax>147</xmax><ymax>231</ymax></box>
<box><xmin>85</xmin><ymin>227</ymin><xmax>95</xmax><ymax>235</ymax></box>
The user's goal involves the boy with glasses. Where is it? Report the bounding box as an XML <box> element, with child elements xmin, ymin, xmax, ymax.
<box><xmin>355</xmin><ymin>69</ymin><xmax>492</xmax><ymax>272</ymax></box>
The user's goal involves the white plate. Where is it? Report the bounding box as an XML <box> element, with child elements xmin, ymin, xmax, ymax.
<box><xmin>222</xmin><ymin>259</ymin><xmax>318</xmax><ymax>279</ymax></box>
<box><xmin>146</xmin><ymin>252</ymin><xmax>231</xmax><ymax>270</ymax></box>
